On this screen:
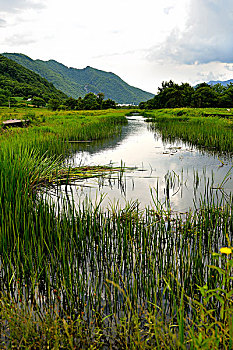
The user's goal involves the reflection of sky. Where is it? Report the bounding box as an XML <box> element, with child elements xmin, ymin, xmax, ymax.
<box><xmin>70</xmin><ymin>116</ymin><xmax>233</xmax><ymax>211</ymax></box>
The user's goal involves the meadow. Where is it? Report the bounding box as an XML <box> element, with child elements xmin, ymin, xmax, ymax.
<box><xmin>0</xmin><ymin>107</ymin><xmax>232</xmax><ymax>349</ymax></box>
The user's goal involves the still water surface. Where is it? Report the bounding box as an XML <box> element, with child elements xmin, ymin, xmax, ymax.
<box><xmin>67</xmin><ymin>115</ymin><xmax>232</xmax><ymax>212</ymax></box>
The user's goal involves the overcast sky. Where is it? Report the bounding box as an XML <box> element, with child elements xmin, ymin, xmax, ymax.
<box><xmin>0</xmin><ymin>0</ymin><xmax>233</xmax><ymax>94</ymax></box>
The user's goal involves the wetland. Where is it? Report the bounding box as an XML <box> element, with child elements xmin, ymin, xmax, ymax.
<box><xmin>0</xmin><ymin>107</ymin><xmax>232</xmax><ymax>349</ymax></box>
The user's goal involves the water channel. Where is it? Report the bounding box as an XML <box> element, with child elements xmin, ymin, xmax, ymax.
<box><xmin>65</xmin><ymin>115</ymin><xmax>232</xmax><ymax>212</ymax></box>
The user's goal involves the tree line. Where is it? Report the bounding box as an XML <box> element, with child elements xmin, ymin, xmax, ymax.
<box><xmin>139</xmin><ymin>80</ymin><xmax>233</xmax><ymax>109</ymax></box>
<box><xmin>0</xmin><ymin>89</ymin><xmax>117</xmax><ymax>111</ymax></box>
<box><xmin>48</xmin><ymin>93</ymin><xmax>116</xmax><ymax>111</ymax></box>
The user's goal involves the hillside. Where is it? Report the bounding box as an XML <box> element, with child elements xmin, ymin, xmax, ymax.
<box><xmin>0</xmin><ymin>54</ymin><xmax>66</xmax><ymax>102</ymax></box>
<box><xmin>2</xmin><ymin>53</ymin><xmax>154</xmax><ymax>104</ymax></box>
<box><xmin>208</xmin><ymin>78</ymin><xmax>233</xmax><ymax>87</ymax></box>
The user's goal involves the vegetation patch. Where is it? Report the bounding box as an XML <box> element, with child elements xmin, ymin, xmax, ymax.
<box><xmin>0</xmin><ymin>107</ymin><xmax>232</xmax><ymax>349</ymax></box>
<box><xmin>143</xmin><ymin>108</ymin><xmax>233</xmax><ymax>155</ymax></box>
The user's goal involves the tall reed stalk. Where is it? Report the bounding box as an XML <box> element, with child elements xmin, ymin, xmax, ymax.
<box><xmin>0</xmin><ymin>108</ymin><xmax>232</xmax><ymax>348</ymax></box>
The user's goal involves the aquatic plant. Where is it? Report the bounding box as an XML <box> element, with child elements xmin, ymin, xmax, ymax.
<box><xmin>144</xmin><ymin>108</ymin><xmax>233</xmax><ymax>155</ymax></box>
<box><xmin>0</xmin><ymin>107</ymin><xmax>232</xmax><ymax>348</ymax></box>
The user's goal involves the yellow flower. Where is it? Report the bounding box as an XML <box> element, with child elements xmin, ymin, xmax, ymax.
<box><xmin>220</xmin><ymin>247</ymin><xmax>232</xmax><ymax>255</ymax></box>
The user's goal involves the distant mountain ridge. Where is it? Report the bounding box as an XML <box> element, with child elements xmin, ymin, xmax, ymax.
<box><xmin>208</xmin><ymin>78</ymin><xmax>233</xmax><ymax>86</ymax></box>
<box><xmin>2</xmin><ymin>53</ymin><xmax>154</xmax><ymax>104</ymax></box>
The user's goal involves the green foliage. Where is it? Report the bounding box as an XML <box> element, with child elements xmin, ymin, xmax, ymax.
<box><xmin>0</xmin><ymin>107</ymin><xmax>232</xmax><ymax>348</ymax></box>
<box><xmin>64</xmin><ymin>96</ymin><xmax>78</xmax><ymax>110</ymax></box>
<box><xmin>82</xmin><ymin>92</ymin><xmax>99</xmax><ymax>110</ymax></box>
<box><xmin>48</xmin><ymin>98</ymin><xmax>61</xmax><ymax>111</ymax></box>
<box><xmin>140</xmin><ymin>80</ymin><xmax>233</xmax><ymax>109</ymax></box>
<box><xmin>0</xmin><ymin>54</ymin><xmax>67</xmax><ymax>105</ymax></box>
<box><xmin>31</xmin><ymin>96</ymin><xmax>46</xmax><ymax>107</ymax></box>
<box><xmin>2</xmin><ymin>53</ymin><xmax>154</xmax><ymax>104</ymax></box>
<box><xmin>143</xmin><ymin>108</ymin><xmax>233</xmax><ymax>154</ymax></box>
<box><xmin>103</xmin><ymin>98</ymin><xmax>116</xmax><ymax>109</ymax></box>
<box><xmin>61</xmin><ymin>93</ymin><xmax>116</xmax><ymax>111</ymax></box>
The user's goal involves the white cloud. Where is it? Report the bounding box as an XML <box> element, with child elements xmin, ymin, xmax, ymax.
<box><xmin>149</xmin><ymin>0</ymin><xmax>233</xmax><ymax>65</ymax></box>
<box><xmin>196</xmin><ymin>71</ymin><xmax>225</xmax><ymax>82</ymax></box>
<box><xmin>0</xmin><ymin>0</ymin><xmax>46</xmax><ymax>13</ymax></box>
<box><xmin>1</xmin><ymin>0</ymin><xmax>233</xmax><ymax>92</ymax></box>
<box><xmin>163</xmin><ymin>6</ymin><xmax>174</xmax><ymax>15</ymax></box>
<box><xmin>0</xmin><ymin>18</ymin><xmax>6</xmax><ymax>26</ymax></box>
<box><xmin>3</xmin><ymin>34</ymin><xmax>36</xmax><ymax>46</ymax></box>
<box><xmin>224</xmin><ymin>64</ymin><xmax>233</xmax><ymax>72</ymax></box>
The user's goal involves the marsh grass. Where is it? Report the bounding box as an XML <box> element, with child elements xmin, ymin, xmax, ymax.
<box><xmin>0</xmin><ymin>107</ymin><xmax>232</xmax><ymax>349</ymax></box>
<box><xmin>143</xmin><ymin>108</ymin><xmax>233</xmax><ymax>155</ymax></box>
<box><xmin>0</xmin><ymin>184</ymin><xmax>232</xmax><ymax>348</ymax></box>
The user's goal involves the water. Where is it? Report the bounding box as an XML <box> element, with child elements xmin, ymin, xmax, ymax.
<box><xmin>66</xmin><ymin>115</ymin><xmax>232</xmax><ymax>212</ymax></box>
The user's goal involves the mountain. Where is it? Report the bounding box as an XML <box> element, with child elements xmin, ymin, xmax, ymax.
<box><xmin>208</xmin><ymin>79</ymin><xmax>233</xmax><ymax>87</ymax></box>
<box><xmin>2</xmin><ymin>53</ymin><xmax>154</xmax><ymax>104</ymax></box>
<box><xmin>0</xmin><ymin>54</ymin><xmax>66</xmax><ymax>101</ymax></box>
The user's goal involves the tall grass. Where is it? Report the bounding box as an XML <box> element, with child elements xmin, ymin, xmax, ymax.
<box><xmin>143</xmin><ymin>108</ymin><xmax>233</xmax><ymax>155</ymax></box>
<box><xmin>0</xmin><ymin>184</ymin><xmax>232</xmax><ymax>348</ymax></box>
<box><xmin>0</xmin><ymin>107</ymin><xmax>232</xmax><ymax>348</ymax></box>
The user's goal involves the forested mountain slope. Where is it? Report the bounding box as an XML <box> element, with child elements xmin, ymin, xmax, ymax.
<box><xmin>0</xmin><ymin>54</ymin><xmax>66</xmax><ymax>101</ymax></box>
<box><xmin>3</xmin><ymin>53</ymin><xmax>154</xmax><ymax>104</ymax></box>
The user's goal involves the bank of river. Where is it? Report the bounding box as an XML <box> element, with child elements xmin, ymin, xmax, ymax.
<box><xmin>64</xmin><ymin>115</ymin><xmax>232</xmax><ymax>212</ymax></box>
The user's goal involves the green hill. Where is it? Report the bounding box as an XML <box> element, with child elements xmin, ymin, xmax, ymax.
<box><xmin>0</xmin><ymin>54</ymin><xmax>67</xmax><ymax>102</ymax></box>
<box><xmin>2</xmin><ymin>53</ymin><xmax>154</xmax><ymax>104</ymax></box>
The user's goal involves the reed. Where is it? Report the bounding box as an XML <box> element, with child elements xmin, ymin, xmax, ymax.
<box><xmin>143</xmin><ymin>108</ymin><xmax>233</xmax><ymax>155</ymax></box>
<box><xmin>0</xmin><ymin>107</ymin><xmax>232</xmax><ymax>348</ymax></box>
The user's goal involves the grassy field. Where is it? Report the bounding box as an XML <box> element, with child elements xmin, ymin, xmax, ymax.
<box><xmin>0</xmin><ymin>107</ymin><xmax>232</xmax><ymax>349</ymax></box>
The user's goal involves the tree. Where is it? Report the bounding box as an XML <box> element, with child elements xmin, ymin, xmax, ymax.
<box><xmin>48</xmin><ymin>98</ymin><xmax>60</xmax><ymax>111</ymax></box>
<box><xmin>195</xmin><ymin>82</ymin><xmax>211</xmax><ymax>90</ymax></box>
<box><xmin>82</xmin><ymin>93</ymin><xmax>99</xmax><ymax>110</ymax></box>
<box><xmin>64</xmin><ymin>97</ymin><xmax>77</xmax><ymax>110</ymax></box>
<box><xmin>76</xmin><ymin>97</ymin><xmax>83</xmax><ymax>110</ymax></box>
<box><xmin>192</xmin><ymin>86</ymin><xmax>218</xmax><ymax>108</ymax></box>
<box><xmin>97</xmin><ymin>93</ymin><xmax>105</xmax><ymax>109</ymax></box>
<box><xmin>32</xmin><ymin>96</ymin><xmax>46</xmax><ymax>108</ymax></box>
<box><xmin>211</xmin><ymin>83</ymin><xmax>227</xmax><ymax>94</ymax></box>
<box><xmin>179</xmin><ymin>83</ymin><xmax>194</xmax><ymax>107</ymax></box>
<box><xmin>102</xmin><ymin>99</ymin><xmax>116</xmax><ymax>109</ymax></box>
<box><xmin>0</xmin><ymin>89</ymin><xmax>8</xmax><ymax>106</ymax></box>
<box><xmin>158</xmin><ymin>80</ymin><xmax>176</xmax><ymax>93</ymax></box>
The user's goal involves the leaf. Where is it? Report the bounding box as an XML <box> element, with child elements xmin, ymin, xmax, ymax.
<box><xmin>212</xmin><ymin>252</ymin><xmax>220</xmax><ymax>258</ymax></box>
<box><xmin>214</xmin><ymin>294</ymin><xmax>225</xmax><ymax>305</ymax></box>
<box><xmin>198</xmin><ymin>333</ymin><xmax>202</xmax><ymax>343</ymax></box>
<box><xmin>205</xmin><ymin>288</ymin><xmax>227</xmax><ymax>294</ymax></box>
<box><xmin>207</xmin><ymin>265</ymin><xmax>225</xmax><ymax>275</ymax></box>
<box><xmin>227</xmin><ymin>290</ymin><xmax>233</xmax><ymax>298</ymax></box>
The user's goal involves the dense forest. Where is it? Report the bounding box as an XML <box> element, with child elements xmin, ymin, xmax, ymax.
<box><xmin>2</xmin><ymin>53</ymin><xmax>154</xmax><ymax>104</ymax></box>
<box><xmin>0</xmin><ymin>54</ymin><xmax>66</xmax><ymax>106</ymax></box>
<box><xmin>139</xmin><ymin>80</ymin><xmax>233</xmax><ymax>109</ymax></box>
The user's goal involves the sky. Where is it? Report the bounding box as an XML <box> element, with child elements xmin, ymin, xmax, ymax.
<box><xmin>0</xmin><ymin>0</ymin><xmax>233</xmax><ymax>94</ymax></box>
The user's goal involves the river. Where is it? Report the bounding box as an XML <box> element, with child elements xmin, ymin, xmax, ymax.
<box><xmin>64</xmin><ymin>114</ymin><xmax>232</xmax><ymax>212</ymax></box>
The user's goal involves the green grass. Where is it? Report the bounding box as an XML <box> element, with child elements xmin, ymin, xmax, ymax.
<box><xmin>0</xmin><ymin>107</ymin><xmax>127</xmax><ymax>157</ymax></box>
<box><xmin>0</xmin><ymin>107</ymin><xmax>232</xmax><ymax>349</ymax></box>
<box><xmin>142</xmin><ymin>108</ymin><xmax>233</xmax><ymax>155</ymax></box>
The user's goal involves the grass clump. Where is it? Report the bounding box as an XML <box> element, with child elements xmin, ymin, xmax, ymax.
<box><xmin>0</xmin><ymin>107</ymin><xmax>232</xmax><ymax>348</ymax></box>
<box><xmin>143</xmin><ymin>108</ymin><xmax>233</xmax><ymax>155</ymax></box>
